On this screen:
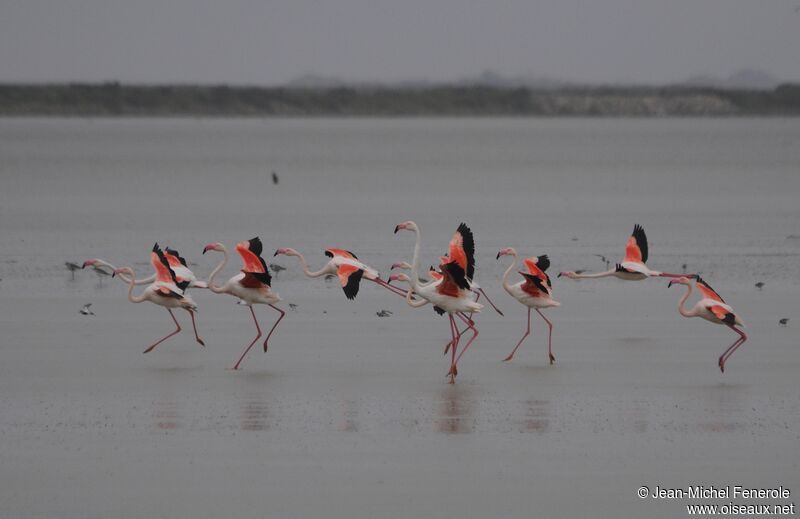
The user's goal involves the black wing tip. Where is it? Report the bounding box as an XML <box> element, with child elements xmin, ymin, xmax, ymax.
<box><xmin>346</xmin><ymin>250</ymin><xmax>359</xmax><ymax>260</ymax></box>
<box><xmin>324</xmin><ymin>250</ymin><xmax>334</xmax><ymax>258</ymax></box>
<box><xmin>631</xmin><ymin>224</ymin><xmax>649</xmax><ymax>263</ymax></box>
<box><xmin>456</xmin><ymin>222</ymin><xmax>476</xmax><ymax>280</ymax></box>
<box><xmin>537</xmin><ymin>255</ymin><xmax>551</xmax><ymax>272</ymax></box>
<box><xmin>615</xmin><ymin>263</ymin><xmax>626</xmax><ymax>272</ymax></box>
<box><xmin>165</xmin><ymin>247</ymin><xmax>188</xmax><ymax>267</ymax></box>
<box><xmin>444</xmin><ymin>262</ymin><xmax>471</xmax><ymax>290</ymax></box>
<box><xmin>152</xmin><ymin>243</ymin><xmax>160</xmax><ymax>253</ymax></box>
<box><xmin>176</xmin><ymin>280</ymin><xmax>190</xmax><ymax>292</ymax></box>
<box><xmin>433</xmin><ymin>305</ymin><xmax>446</xmax><ymax>315</ymax></box>
<box><xmin>342</xmin><ymin>269</ymin><xmax>364</xmax><ymax>300</ymax></box>
<box><xmin>723</xmin><ymin>313</ymin><xmax>736</xmax><ymax>325</ymax></box>
<box><xmin>248</xmin><ymin>237</ymin><xmax>263</xmax><ymax>255</ymax></box>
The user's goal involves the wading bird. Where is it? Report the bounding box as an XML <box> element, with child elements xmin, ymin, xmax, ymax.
<box><xmin>497</xmin><ymin>248</ymin><xmax>560</xmax><ymax>363</ymax></box>
<box><xmin>393</xmin><ymin>221</ymin><xmax>482</xmax><ymax>383</ymax></box>
<box><xmin>273</xmin><ymin>247</ymin><xmax>405</xmax><ymax>299</ymax></box>
<box><xmin>668</xmin><ymin>276</ymin><xmax>746</xmax><ymax>373</ymax></box>
<box><xmin>113</xmin><ymin>244</ymin><xmax>204</xmax><ymax>353</ymax></box>
<box><xmin>559</xmin><ymin>225</ymin><xmax>684</xmax><ymax>281</ymax></box>
<box><xmin>203</xmin><ymin>237</ymin><xmax>284</xmax><ymax>370</ymax></box>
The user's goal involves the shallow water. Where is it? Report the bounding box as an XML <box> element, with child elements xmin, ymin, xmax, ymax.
<box><xmin>1</xmin><ymin>118</ymin><xmax>799</xmax><ymax>518</ymax></box>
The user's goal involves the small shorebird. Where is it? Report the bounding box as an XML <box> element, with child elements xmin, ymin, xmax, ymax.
<box><xmin>79</xmin><ymin>303</ymin><xmax>95</xmax><ymax>316</ymax></box>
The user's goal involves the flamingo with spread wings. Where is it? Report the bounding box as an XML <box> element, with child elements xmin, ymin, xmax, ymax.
<box><xmin>392</xmin><ymin>221</ymin><xmax>482</xmax><ymax>383</ymax></box>
<box><xmin>273</xmin><ymin>247</ymin><xmax>406</xmax><ymax>300</ymax></box>
<box><xmin>668</xmin><ymin>276</ymin><xmax>746</xmax><ymax>372</ymax></box>
<box><xmin>559</xmin><ymin>225</ymin><xmax>684</xmax><ymax>280</ymax></box>
<box><xmin>113</xmin><ymin>243</ymin><xmax>204</xmax><ymax>354</ymax></box>
<box><xmin>497</xmin><ymin>248</ymin><xmax>560</xmax><ymax>363</ymax></box>
<box><xmin>203</xmin><ymin>237</ymin><xmax>284</xmax><ymax>370</ymax></box>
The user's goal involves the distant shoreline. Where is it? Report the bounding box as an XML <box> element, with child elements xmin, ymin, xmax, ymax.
<box><xmin>2</xmin><ymin>83</ymin><xmax>799</xmax><ymax>117</ymax></box>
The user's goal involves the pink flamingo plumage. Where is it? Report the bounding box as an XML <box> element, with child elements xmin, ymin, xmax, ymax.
<box><xmin>497</xmin><ymin>248</ymin><xmax>560</xmax><ymax>363</ymax></box>
<box><xmin>559</xmin><ymin>224</ymin><xmax>685</xmax><ymax>280</ymax></box>
<box><xmin>113</xmin><ymin>243</ymin><xmax>204</xmax><ymax>353</ymax></box>
<box><xmin>393</xmin><ymin>221</ymin><xmax>482</xmax><ymax>383</ymax></box>
<box><xmin>203</xmin><ymin>237</ymin><xmax>284</xmax><ymax>370</ymax></box>
<box><xmin>669</xmin><ymin>276</ymin><xmax>746</xmax><ymax>373</ymax></box>
<box><xmin>273</xmin><ymin>247</ymin><xmax>406</xmax><ymax>299</ymax></box>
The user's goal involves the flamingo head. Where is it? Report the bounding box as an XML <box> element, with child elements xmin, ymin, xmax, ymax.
<box><xmin>394</xmin><ymin>220</ymin><xmax>418</xmax><ymax>234</ymax></box>
<box><xmin>496</xmin><ymin>247</ymin><xmax>516</xmax><ymax>260</ymax></box>
<box><xmin>202</xmin><ymin>242</ymin><xmax>224</xmax><ymax>254</ymax></box>
<box><xmin>82</xmin><ymin>259</ymin><xmax>99</xmax><ymax>269</ymax></box>
<box><xmin>557</xmin><ymin>271</ymin><xmax>577</xmax><ymax>279</ymax></box>
<box><xmin>112</xmin><ymin>267</ymin><xmax>133</xmax><ymax>278</ymax></box>
<box><xmin>388</xmin><ymin>273</ymin><xmax>410</xmax><ymax>283</ymax></box>
<box><xmin>390</xmin><ymin>261</ymin><xmax>410</xmax><ymax>271</ymax></box>
<box><xmin>668</xmin><ymin>276</ymin><xmax>692</xmax><ymax>288</ymax></box>
<box><xmin>273</xmin><ymin>247</ymin><xmax>298</xmax><ymax>257</ymax></box>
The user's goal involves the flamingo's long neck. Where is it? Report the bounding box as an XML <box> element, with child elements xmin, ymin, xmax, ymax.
<box><xmin>206</xmin><ymin>247</ymin><xmax>229</xmax><ymax>293</ymax></box>
<box><xmin>409</xmin><ymin>227</ymin><xmax>421</xmax><ymax>288</ymax></box>
<box><xmin>294</xmin><ymin>251</ymin><xmax>328</xmax><ymax>278</ymax></box>
<box><xmin>677</xmin><ymin>283</ymin><xmax>695</xmax><ymax>318</ymax></box>
<box><xmin>501</xmin><ymin>251</ymin><xmax>518</xmax><ymax>295</ymax></box>
<box><xmin>574</xmin><ymin>269</ymin><xmax>616</xmax><ymax>279</ymax></box>
<box><xmin>98</xmin><ymin>260</ymin><xmax>154</xmax><ymax>285</ymax></box>
<box><xmin>125</xmin><ymin>271</ymin><xmax>147</xmax><ymax>303</ymax></box>
<box><xmin>405</xmin><ymin>279</ymin><xmax>428</xmax><ymax>308</ymax></box>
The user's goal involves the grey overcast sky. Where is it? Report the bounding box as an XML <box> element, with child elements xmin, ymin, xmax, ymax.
<box><xmin>1</xmin><ymin>0</ymin><xmax>798</xmax><ymax>85</ymax></box>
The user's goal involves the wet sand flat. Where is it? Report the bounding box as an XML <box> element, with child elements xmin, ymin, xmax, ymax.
<box><xmin>1</xmin><ymin>117</ymin><xmax>799</xmax><ymax>518</ymax></box>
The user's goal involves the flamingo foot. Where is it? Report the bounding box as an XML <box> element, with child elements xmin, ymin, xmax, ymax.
<box><xmin>502</xmin><ymin>353</ymin><xmax>514</xmax><ymax>362</ymax></box>
<box><xmin>549</xmin><ymin>353</ymin><xmax>555</xmax><ymax>365</ymax></box>
<box><xmin>197</xmin><ymin>338</ymin><xmax>205</xmax><ymax>347</ymax></box>
<box><xmin>718</xmin><ymin>356</ymin><xmax>725</xmax><ymax>373</ymax></box>
<box><xmin>227</xmin><ymin>365</ymin><xmax>243</xmax><ymax>371</ymax></box>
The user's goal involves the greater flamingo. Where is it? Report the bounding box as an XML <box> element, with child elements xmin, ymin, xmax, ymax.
<box><xmin>668</xmin><ymin>276</ymin><xmax>746</xmax><ymax>373</ymax></box>
<box><xmin>390</xmin><ymin>261</ymin><xmax>504</xmax><ymax>316</ymax></box>
<box><xmin>497</xmin><ymin>248</ymin><xmax>560</xmax><ymax>363</ymax></box>
<box><xmin>273</xmin><ymin>247</ymin><xmax>406</xmax><ymax>299</ymax></box>
<box><xmin>203</xmin><ymin>237</ymin><xmax>284</xmax><ymax>370</ymax></box>
<box><xmin>113</xmin><ymin>244</ymin><xmax>204</xmax><ymax>353</ymax></box>
<box><xmin>393</xmin><ymin>221</ymin><xmax>482</xmax><ymax>383</ymax></box>
<box><xmin>559</xmin><ymin>225</ymin><xmax>685</xmax><ymax>280</ymax></box>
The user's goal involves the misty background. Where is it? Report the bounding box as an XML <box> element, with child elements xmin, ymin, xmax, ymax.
<box><xmin>2</xmin><ymin>0</ymin><xmax>799</xmax><ymax>87</ymax></box>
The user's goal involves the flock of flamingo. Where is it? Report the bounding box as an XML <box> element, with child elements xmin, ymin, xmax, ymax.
<box><xmin>82</xmin><ymin>222</ymin><xmax>746</xmax><ymax>382</ymax></box>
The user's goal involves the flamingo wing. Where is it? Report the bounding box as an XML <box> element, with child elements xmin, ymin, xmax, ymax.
<box><xmin>164</xmin><ymin>247</ymin><xmax>188</xmax><ymax>268</ymax></box>
<box><xmin>436</xmin><ymin>267</ymin><xmax>462</xmax><ymax>297</ymax></box>
<box><xmin>707</xmin><ymin>304</ymin><xmax>736</xmax><ymax>325</ymax></box>
<box><xmin>235</xmin><ymin>237</ymin><xmax>270</xmax><ymax>276</ymax></box>
<box><xmin>325</xmin><ymin>248</ymin><xmax>359</xmax><ymax>260</ymax></box>
<box><xmin>523</xmin><ymin>255</ymin><xmax>552</xmax><ymax>289</ymax></box>
<box><xmin>694</xmin><ymin>276</ymin><xmax>726</xmax><ymax>303</ymax></box>
<box><xmin>239</xmin><ymin>271</ymin><xmax>271</xmax><ymax>289</ymax></box>
<box><xmin>519</xmin><ymin>271</ymin><xmax>550</xmax><ymax>296</ymax></box>
<box><xmin>151</xmin><ymin>243</ymin><xmax>178</xmax><ymax>285</ymax></box>
<box><xmin>337</xmin><ymin>264</ymin><xmax>364</xmax><ymax>300</ymax></box>
<box><xmin>156</xmin><ymin>285</ymin><xmax>185</xmax><ymax>299</ymax></box>
<box><xmin>623</xmin><ymin>224</ymin><xmax>649</xmax><ymax>264</ymax></box>
<box><xmin>443</xmin><ymin>223</ymin><xmax>475</xmax><ymax>282</ymax></box>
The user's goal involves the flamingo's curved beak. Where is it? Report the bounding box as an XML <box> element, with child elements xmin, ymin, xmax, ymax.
<box><xmin>394</xmin><ymin>225</ymin><xmax>401</xmax><ymax>234</ymax></box>
<box><xmin>82</xmin><ymin>260</ymin><xmax>94</xmax><ymax>269</ymax></box>
<box><xmin>390</xmin><ymin>262</ymin><xmax>403</xmax><ymax>270</ymax></box>
<box><xmin>557</xmin><ymin>272</ymin><xmax>565</xmax><ymax>278</ymax></box>
<box><xmin>388</xmin><ymin>274</ymin><xmax>402</xmax><ymax>282</ymax></box>
<box><xmin>274</xmin><ymin>248</ymin><xmax>286</xmax><ymax>257</ymax></box>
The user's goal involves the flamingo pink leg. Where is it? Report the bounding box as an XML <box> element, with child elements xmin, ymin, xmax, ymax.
<box><xmin>373</xmin><ymin>277</ymin><xmax>410</xmax><ymax>297</ymax></box>
<box><xmin>186</xmin><ymin>310</ymin><xmax>205</xmax><ymax>347</ymax></box>
<box><xmin>444</xmin><ymin>312</ymin><xmax>473</xmax><ymax>355</ymax></box>
<box><xmin>503</xmin><ymin>308</ymin><xmax>531</xmax><ymax>362</ymax></box>
<box><xmin>477</xmin><ymin>288</ymin><xmax>504</xmax><ymax>316</ymax></box>
<box><xmin>447</xmin><ymin>314</ymin><xmax>460</xmax><ymax>383</ymax></box>
<box><xmin>718</xmin><ymin>326</ymin><xmax>747</xmax><ymax>373</ymax></box>
<box><xmin>453</xmin><ymin>313</ymin><xmax>479</xmax><ymax>365</ymax></box>
<box><xmin>536</xmin><ymin>309</ymin><xmax>555</xmax><ymax>364</ymax></box>
<box><xmin>143</xmin><ymin>309</ymin><xmax>182</xmax><ymax>354</ymax></box>
<box><xmin>262</xmin><ymin>304</ymin><xmax>285</xmax><ymax>352</ymax></box>
<box><xmin>231</xmin><ymin>306</ymin><xmax>262</xmax><ymax>370</ymax></box>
